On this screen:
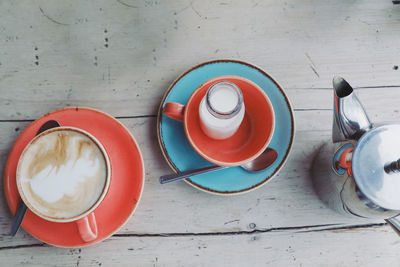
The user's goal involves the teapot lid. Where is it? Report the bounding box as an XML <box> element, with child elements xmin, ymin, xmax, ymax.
<box><xmin>353</xmin><ymin>124</ymin><xmax>400</xmax><ymax>210</ymax></box>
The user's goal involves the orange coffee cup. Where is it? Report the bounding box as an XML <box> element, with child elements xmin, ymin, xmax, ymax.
<box><xmin>163</xmin><ymin>75</ymin><xmax>275</xmax><ymax>167</ymax></box>
<box><xmin>16</xmin><ymin>126</ymin><xmax>111</xmax><ymax>242</ymax></box>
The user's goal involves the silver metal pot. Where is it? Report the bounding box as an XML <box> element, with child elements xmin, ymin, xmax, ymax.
<box><xmin>312</xmin><ymin>77</ymin><xmax>400</xmax><ymax>233</ymax></box>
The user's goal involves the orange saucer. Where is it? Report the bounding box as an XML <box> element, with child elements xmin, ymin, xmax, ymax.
<box><xmin>4</xmin><ymin>107</ymin><xmax>144</xmax><ymax>247</ymax></box>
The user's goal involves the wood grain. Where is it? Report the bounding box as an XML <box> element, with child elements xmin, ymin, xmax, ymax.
<box><xmin>0</xmin><ymin>110</ymin><xmax>395</xmax><ymax>240</ymax></box>
<box><xmin>1</xmin><ymin>226</ymin><xmax>399</xmax><ymax>266</ymax></box>
<box><xmin>1</xmin><ymin>0</ymin><xmax>400</xmax><ymax>265</ymax></box>
<box><xmin>0</xmin><ymin>0</ymin><xmax>399</xmax><ymax>120</ymax></box>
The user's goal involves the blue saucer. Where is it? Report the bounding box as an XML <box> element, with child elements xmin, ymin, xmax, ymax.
<box><xmin>157</xmin><ymin>60</ymin><xmax>294</xmax><ymax>194</ymax></box>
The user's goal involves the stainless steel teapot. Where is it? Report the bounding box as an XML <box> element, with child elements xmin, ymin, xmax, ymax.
<box><xmin>312</xmin><ymin>77</ymin><xmax>400</xmax><ymax>232</ymax></box>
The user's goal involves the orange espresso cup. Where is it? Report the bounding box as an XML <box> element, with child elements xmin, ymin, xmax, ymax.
<box><xmin>163</xmin><ymin>75</ymin><xmax>275</xmax><ymax>167</ymax></box>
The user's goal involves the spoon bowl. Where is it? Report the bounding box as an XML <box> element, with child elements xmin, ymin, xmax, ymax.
<box><xmin>241</xmin><ymin>148</ymin><xmax>278</xmax><ymax>172</ymax></box>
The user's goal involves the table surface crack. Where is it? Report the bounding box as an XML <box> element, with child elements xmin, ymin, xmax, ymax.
<box><xmin>113</xmin><ymin>222</ymin><xmax>387</xmax><ymax>238</ymax></box>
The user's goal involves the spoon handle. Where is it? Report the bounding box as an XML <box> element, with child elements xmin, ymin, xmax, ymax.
<box><xmin>160</xmin><ymin>165</ymin><xmax>226</xmax><ymax>184</ymax></box>
<box><xmin>9</xmin><ymin>201</ymin><xmax>28</xmax><ymax>236</ymax></box>
<box><xmin>9</xmin><ymin>120</ymin><xmax>60</xmax><ymax>236</ymax></box>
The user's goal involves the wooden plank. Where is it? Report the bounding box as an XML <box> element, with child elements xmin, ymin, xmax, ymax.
<box><xmin>2</xmin><ymin>85</ymin><xmax>400</xmax><ymax>121</ymax></box>
<box><xmin>288</xmin><ymin>86</ymin><xmax>400</xmax><ymax>111</ymax></box>
<box><xmin>0</xmin><ymin>0</ymin><xmax>399</xmax><ymax>119</ymax></box>
<box><xmin>0</xmin><ymin>86</ymin><xmax>399</xmax><ymax>248</ymax></box>
<box><xmin>0</xmin><ymin>225</ymin><xmax>399</xmax><ymax>266</ymax></box>
<box><xmin>2</xmin><ymin>105</ymin><xmax>399</xmax><ymax>248</ymax></box>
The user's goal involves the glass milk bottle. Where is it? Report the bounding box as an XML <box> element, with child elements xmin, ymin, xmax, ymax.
<box><xmin>199</xmin><ymin>81</ymin><xmax>245</xmax><ymax>139</ymax></box>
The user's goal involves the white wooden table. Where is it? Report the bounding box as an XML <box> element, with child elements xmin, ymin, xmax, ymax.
<box><xmin>1</xmin><ymin>0</ymin><xmax>400</xmax><ymax>266</ymax></box>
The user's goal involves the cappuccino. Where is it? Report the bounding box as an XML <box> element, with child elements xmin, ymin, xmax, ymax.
<box><xmin>17</xmin><ymin>128</ymin><xmax>108</xmax><ymax>220</ymax></box>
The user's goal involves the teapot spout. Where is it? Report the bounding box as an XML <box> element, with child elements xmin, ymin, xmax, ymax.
<box><xmin>332</xmin><ymin>76</ymin><xmax>372</xmax><ymax>143</ymax></box>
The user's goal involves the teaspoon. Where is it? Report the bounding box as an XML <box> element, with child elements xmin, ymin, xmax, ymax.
<box><xmin>159</xmin><ymin>148</ymin><xmax>278</xmax><ymax>184</ymax></box>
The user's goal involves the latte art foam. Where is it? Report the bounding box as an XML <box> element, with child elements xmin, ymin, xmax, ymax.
<box><xmin>18</xmin><ymin>129</ymin><xmax>107</xmax><ymax>219</ymax></box>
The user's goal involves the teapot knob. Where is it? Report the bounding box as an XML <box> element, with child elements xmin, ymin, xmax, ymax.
<box><xmin>384</xmin><ymin>159</ymin><xmax>400</xmax><ymax>174</ymax></box>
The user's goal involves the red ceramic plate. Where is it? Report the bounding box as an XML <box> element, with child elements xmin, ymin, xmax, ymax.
<box><xmin>4</xmin><ymin>107</ymin><xmax>144</xmax><ymax>247</ymax></box>
<box><xmin>185</xmin><ymin>76</ymin><xmax>275</xmax><ymax>166</ymax></box>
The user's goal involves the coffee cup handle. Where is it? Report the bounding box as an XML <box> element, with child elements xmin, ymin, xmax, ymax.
<box><xmin>163</xmin><ymin>102</ymin><xmax>185</xmax><ymax>122</ymax></box>
<box><xmin>76</xmin><ymin>212</ymin><xmax>98</xmax><ymax>242</ymax></box>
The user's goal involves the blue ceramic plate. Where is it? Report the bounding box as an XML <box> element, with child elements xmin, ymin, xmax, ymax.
<box><xmin>157</xmin><ymin>60</ymin><xmax>294</xmax><ymax>195</ymax></box>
